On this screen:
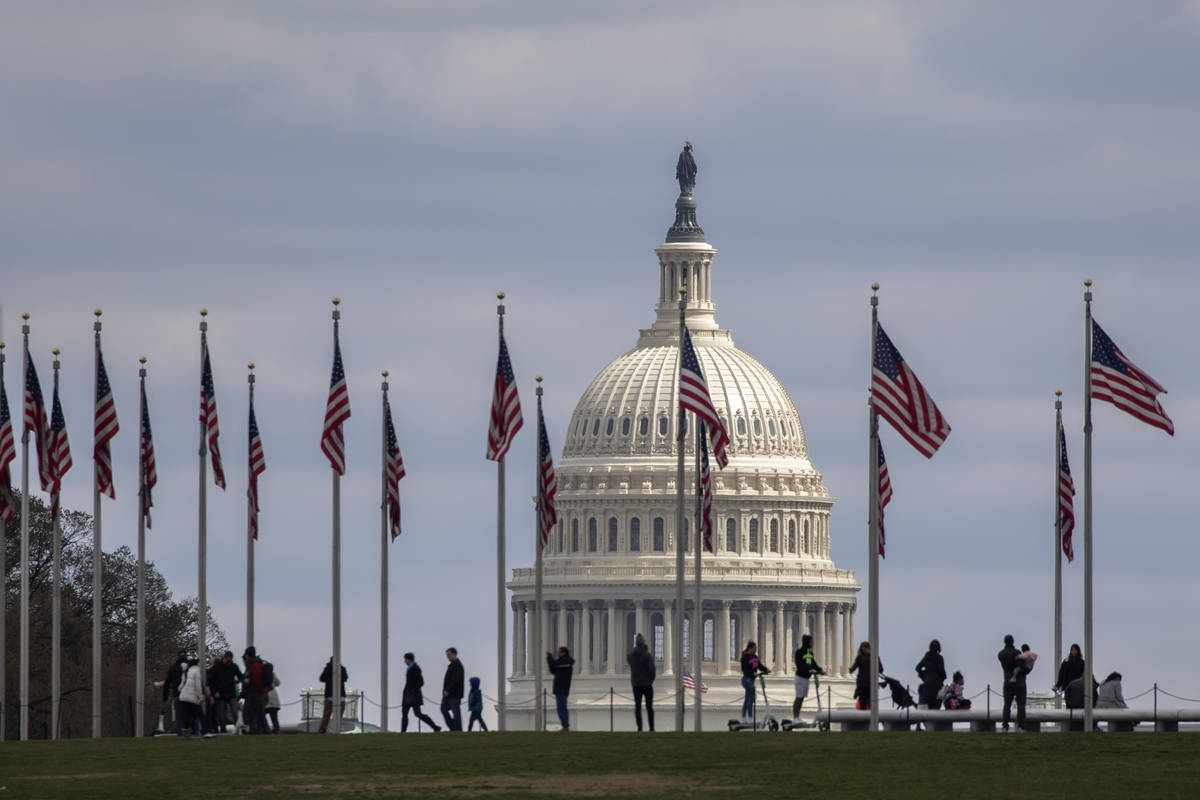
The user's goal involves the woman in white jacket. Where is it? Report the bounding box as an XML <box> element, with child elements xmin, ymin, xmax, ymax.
<box><xmin>178</xmin><ymin>658</ymin><xmax>206</xmax><ymax>736</ymax></box>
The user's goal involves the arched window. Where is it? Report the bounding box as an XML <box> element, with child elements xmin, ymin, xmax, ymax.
<box><xmin>653</xmin><ymin>517</ymin><xmax>665</xmax><ymax>552</ymax></box>
<box><xmin>726</xmin><ymin>518</ymin><xmax>736</xmax><ymax>552</ymax></box>
<box><xmin>630</xmin><ymin>517</ymin><xmax>641</xmax><ymax>551</ymax></box>
<box><xmin>579</xmin><ymin>418</ymin><xmax>587</xmax><ymax>436</ymax></box>
<box><xmin>703</xmin><ymin>615</ymin><xmax>715</xmax><ymax>660</ymax></box>
<box><xmin>682</xmin><ymin>518</ymin><xmax>689</xmax><ymax>553</ymax></box>
<box><xmin>803</xmin><ymin>519</ymin><xmax>810</xmax><ymax>553</ymax></box>
<box><xmin>736</xmin><ymin>417</ymin><xmax>746</xmax><ymax>436</ymax></box>
<box><xmin>659</xmin><ymin>416</ymin><xmax>669</xmax><ymax>436</ymax></box>
<box><xmin>749</xmin><ymin>519</ymin><xmax>759</xmax><ymax>552</ymax></box>
<box><xmin>788</xmin><ymin>519</ymin><xmax>796</xmax><ymax>553</ymax></box>
<box><xmin>592</xmin><ymin>419</ymin><xmax>601</xmax><ymax>436</ymax></box>
<box><xmin>753</xmin><ymin>418</ymin><xmax>762</xmax><ymax>437</ymax></box>
<box><xmin>572</xmin><ymin>519</ymin><xmax>579</xmax><ymax>552</ymax></box>
<box><xmin>622</xmin><ymin>417</ymin><xmax>631</xmax><ymax>435</ymax></box>
<box><xmin>652</xmin><ymin>612</ymin><xmax>665</xmax><ymax>660</ymax></box>
<box><xmin>606</xmin><ymin>418</ymin><xmax>614</xmax><ymax>436</ymax></box>
<box><xmin>768</xmin><ymin>419</ymin><xmax>776</xmax><ymax>437</ymax></box>
<box><xmin>770</xmin><ymin>519</ymin><xmax>779</xmax><ymax>552</ymax></box>
<box><xmin>781</xmin><ymin>419</ymin><xmax>789</xmax><ymax>438</ymax></box>
<box><xmin>608</xmin><ymin>517</ymin><xmax>618</xmax><ymax>551</ymax></box>
<box><xmin>588</xmin><ymin>518</ymin><xmax>598</xmax><ymax>552</ymax></box>
<box><xmin>639</xmin><ymin>416</ymin><xmax>649</xmax><ymax>436</ymax></box>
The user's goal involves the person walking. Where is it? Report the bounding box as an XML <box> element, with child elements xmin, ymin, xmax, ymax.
<box><xmin>161</xmin><ymin>649</ymin><xmax>189</xmax><ymax>735</ymax></box>
<box><xmin>1054</xmin><ymin>643</ymin><xmax>1086</xmax><ymax>696</ymax></box>
<box><xmin>441</xmin><ymin>647</ymin><xmax>465</xmax><ymax>731</ymax></box>
<box><xmin>467</xmin><ymin>677</ymin><xmax>488</xmax><ymax>731</ymax></box>
<box><xmin>208</xmin><ymin>650</ymin><xmax>243</xmax><ymax>734</ymax></box>
<box><xmin>265</xmin><ymin>665</ymin><xmax>282</xmax><ymax>733</ymax></box>
<box><xmin>242</xmin><ymin>647</ymin><xmax>271</xmax><ymax>734</ymax></box>
<box><xmin>318</xmin><ymin>656</ymin><xmax>348</xmax><ymax>734</ymax></box>
<box><xmin>915</xmin><ymin>639</ymin><xmax>947</xmax><ymax>710</ymax></box>
<box><xmin>546</xmin><ymin>646</ymin><xmax>576</xmax><ymax>731</ymax></box>
<box><xmin>998</xmin><ymin>634</ymin><xmax>1025</xmax><ymax>731</ymax></box>
<box><xmin>401</xmin><ymin>652</ymin><xmax>441</xmax><ymax>732</ymax></box>
<box><xmin>849</xmin><ymin>642</ymin><xmax>882</xmax><ymax>710</ymax></box>
<box><xmin>627</xmin><ymin>633</ymin><xmax>656</xmax><ymax>732</ymax></box>
<box><xmin>177</xmin><ymin>656</ymin><xmax>207</xmax><ymax>737</ymax></box>
<box><xmin>739</xmin><ymin>640</ymin><xmax>770</xmax><ymax>724</ymax></box>
<box><xmin>792</xmin><ymin>634</ymin><xmax>823</xmax><ymax>723</ymax></box>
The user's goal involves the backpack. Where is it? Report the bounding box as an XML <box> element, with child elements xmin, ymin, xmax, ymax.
<box><xmin>260</xmin><ymin>660</ymin><xmax>275</xmax><ymax>690</ymax></box>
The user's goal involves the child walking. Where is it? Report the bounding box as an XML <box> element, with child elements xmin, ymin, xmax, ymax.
<box><xmin>467</xmin><ymin>677</ymin><xmax>488</xmax><ymax>731</ymax></box>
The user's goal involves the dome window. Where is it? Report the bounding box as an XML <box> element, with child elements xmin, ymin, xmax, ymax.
<box><xmin>572</xmin><ymin>520</ymin><xmax>580</xmax><ymax>552</ymax></box>
<box><xmin>592</xmin><ymin>419</ymin><xmax>601</xmax><ymax>436</ymax></box>
<box><xmin>588</xmin><ymin>518</ymin><xmax>598</xmax><ymax>552</ymax></box>
<box><xmin>682</xmin><ymin>518</ymin><xmax>689</xmax><ymax>553</ymax></box>
<box><xmin>753</xmin><ymin>418</ymin><xmax>762</xmax><ymax>437</ymax></box>
<box><xmin>608</xmin><ymin>517</ymin><xmax>618</xmax><ymax>551</ymax></box>
<box><xmin>769</xmin><ymin>519</ymin><xmax>779</xmax><ymax>552</ymax></box>
<box><xmin>658</xmin><ymin>416</ymin><xmax>669</xmax><ymax>436</ymax></box>
<box><xmin>639</xmin><ymin>417</ymin><xmax>649</xmax><ymax>436</ymax></box>
<box><xmin>736</xmin><ymin>418</ymin><xmax>746</xmax><ymax>437</ymax></box>
<box><xmin>768</xmin><ymin>419</ymin><xmax>776</xmax><ymax>437</ymax></box>
<box><xmin>630</xmin><ymin>518</ymin><xmax>641</xmax><ymax>551</ymax></box>
<box><xmin>622</xmin><ymin>417</ymin><xmax>631</xmax><ymax>435</ymax></box>
<box><xmin>653</xmin><ymin>517</ymin><xmax>665</xmax><ymax>551</ymax></box>
<box><xmin>749</xmin><ymin>519</ymin><xmax>759</xmax><ymax>552</ymax></box>
<box><xmin>725</xmin><ymin>518</ymin><xmax>737</xmax><ymax>552</ymax></box>
<box><xmin>788</xmin><ymin>519</ymin><xmax>796</xmax><ymax>553</ymax></box>
<box><xmin>781</xmin><ymin>419</ymin><xmax>788</xmax><ymax>438</ymax></box>
<box><xmin>606</xmin><ymin>418</ymin><xmax>614</xmax><ymax>436</ymax></box>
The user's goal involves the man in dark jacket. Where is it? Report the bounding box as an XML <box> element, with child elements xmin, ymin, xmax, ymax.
<box><xmin>401</xmin><ymin>652</ymin><xmax>441</xmax><ymax>732</ymax></box>
<box><xmin>441</xmin><ymin>647</ymin><xmax>465</xmax><ymax>731</ymax></box>
<box><xmin>997</xmin><ymin>634</ymin><xmax>1024</xmax><ymax>731</ymax></box>
<box><xmin>627</xmin><ymin>633</ymin><xmax>656</xmax><ymax>732</ymax></box>
<box><xmin>161</xmin><ymin>649</ymin><xmax>188</xmax><ymax>735</ymax></box>
<box><xmin>792</xmin><ymin>634</ymin><xmax>823</xmax><ymax>720</ymax></box>
<box><xmin>208</xmin><ymin>650</ymin><xmax>243</xmax><ymax>733</ymax></box>
<box><xmin>242</xmin><ymin>647</ymin><xmax>270</xmax><ymax>734</ymax></box>
<box><xmin>318</xmin><ymin>656</ymin><xmax>348</xmax><ymax>734</ymax></box>
<box><xmin>546</xmin><ymin>646</ymin><xmax>576</xmax><ymax>731</ymax></box>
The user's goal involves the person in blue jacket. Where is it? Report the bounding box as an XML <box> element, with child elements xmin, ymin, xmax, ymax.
<box><xmin>467</xmin><ymin>676</ymin><xmax>488</xmax><ymax>731</ymax></box>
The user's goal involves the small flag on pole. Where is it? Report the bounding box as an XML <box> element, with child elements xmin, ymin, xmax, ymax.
<box><xmin>48</xmin><ymin>378</ymin><xmax>72</xmax><ymax>520</ymax></box>
<box><xmin>140</xmin><ymin>380</ymin><xmax>157</xmax><ymax>528</ymax></box>
<box><xmin>248</xmin><ymin>393</ymin><xmax>266</xmax><ymax>540</ymax></box>
<box><xmin>24</xmin><ymin>349</ymin><xmax>52</xmax><ymax>492</ymax></box>
<box><xmin>322</xmin><ymin>323</ymin><xmax>351</xmax><ymax>474</ymax></box>
<box><xmin>94</xmin><ymin>346</ymin><xmax>118</xmax><ymax>499</ymax></box>
<box><xmin>0</xmin><ymin>378</ymin><xmax>15</xmax><ymax>523</ymax></box>
<box><xmin>1058</xmin><ymin>425</ymin><xmax>1075</xmax><ymax>562</ymax></box>
<box><xmin>1090</xmin><ymin>319</ymin><xmax>1174</xmax><ymax>435</ymax></box>
<box><xmin>682</xmin><ymin>668</ymin><xmax>708</xmax><ymax>693</ymax></box>
<box><xmin>679</xmin><ymin>327</ymin><xmax>730</xmax><ymax>468</ymax></box>
<box><xmin>200</xmin><ymin>341</ymin><xmax>226</xmax><ymax>489</ymax></box>
<box><xmin>877</xmin><ymin>441</ymin><xmax>892</xmax><ymax>557</ymax></box>
<box><xmin>699</xmin><ymin>422</ymin><xmax>713</xmax><ymax>553</ymax></box>
<box><xmin>384</xmin><ymin>397</ymin><xmax>405</xmax><ymax>540</ymax></box>
<box><xmin>486</xmin><ymin>332</ymin><xmax>523</xmax><ymax>462</ymax></box>
<box><xmin>536</xmin><ymin>404</ymin><xmax>557</xmax><ymax>549</ymax></box>
<box><xmin>872</xmin><ymin>323</ymin><xmax>950</xmax><ymax>458</ymax></box>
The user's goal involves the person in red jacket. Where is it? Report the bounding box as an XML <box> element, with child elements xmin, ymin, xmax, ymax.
<box><xmin>242</xmin><ymin>647</ymin><xmax>269</xmax><ymax>734</ymax></box>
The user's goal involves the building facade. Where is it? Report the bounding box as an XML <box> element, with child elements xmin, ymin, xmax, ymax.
<box><xmin>507</xmin><ymin>168</ymin><xmax>860</xmax><ymax>730</ymax></box>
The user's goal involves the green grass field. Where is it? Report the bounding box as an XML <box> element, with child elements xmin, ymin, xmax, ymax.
<box><xmin>1</xmin><ymin>732</ymin><xmax>1197</xmax><ymax>799</ymax></box>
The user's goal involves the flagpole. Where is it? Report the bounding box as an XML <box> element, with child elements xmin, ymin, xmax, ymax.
<box><xmin>331</xmin><ymin>298</ymin><xmax>343</xmax><ymax>733</ymax></box>
<box><xmin>136</xmin><ymin>357</ymin><xmax>148</xmax><ymax>738</ymax></box>
<box><xmin>868</xmin><ymin>283</ymin><xmax>881</xmax><ymax>732</ymax></box>
<box><xmin>0</xmin><ymin>341</ymin><xmax>7</xmax><ymax>742</ymax></box>
<box><xmin>92</xmin><ymin>310</ymin><xmax>104</xmax><ymax>737</ymax></box>
<box><xmin>674</xmin><ymin>284</ymin><xmax>687</xmax><ymax>732</ymax></box>
<box><xmin>496</xmin><ymin>293</ymin><xmax>507</xmax><ymax>732</ymax></box>
<box><xmin>533</xmin><ymin>376</ymin><xmax>544</xmax><ymax>730</ymax></box>
<box><xmin>379</xmin><ymin>369</ymin><xmax>390</xmax><ymax>733</ymax></box>
<box><xmin>692</xmin><ymin>420</ymin><xmax>702</xmax><ymax>731</ymax></box>
<box><xmin>1053</xmin><ymin>390</ymin><xmax>1064</xmax><ymax>710</ymax></box>
<box><xmin>19</xmin><ymin>313</ymin><xmax>31</xmax><ymax>741</ymax></box>
<box><xmin>246</xmin><ymin>363</ymin><xmax>256</xmax><ymax>649</ymax></box>
<box><xmin>1082</xmin><ymin>279</ymin><xmax>1094</xmax><ymax>733</ymax></box>
<box><xmin>197</xmin><ymin>310</ymin><xmax>209</xmax><ymax>697</ymax></box>
<box><xmin>51</xmin><ymin>348</ymin><xmax>62</xmax><ymax>740</ymax></box>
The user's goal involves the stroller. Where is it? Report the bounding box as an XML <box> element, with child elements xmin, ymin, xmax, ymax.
<box><xmin>879</xmin><ymin>675</ymin><xmax>918</xmax><ymax>710</ymax></box>
<box><xmin>728</xmin><ymin>673</ymin><xmax>781</xmax><ymax>732</ymax></box>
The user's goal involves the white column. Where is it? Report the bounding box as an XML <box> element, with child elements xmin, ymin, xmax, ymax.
<box><xmin>606</xmin><ymin>601</ymin><xmax>618</xmax><ymax>675</ymax></box>
<box><xmin>796</xmin><ymin>601</ymin><xmax>806</xmax><ymax>641</ymax></box>
<box><xmin>525</xmin><ymin>602</ymin><xmax>537</xmax><ymax>675</ymax></box>
<box><xmin>634</xmin><ymin>599</ymin><xmax>646</xmax><ymax>645</ymax></box>
<box><xmin>512</xmin><ymin>603</ymin><xmax>524</xmax><ymax>677</ymax></box>
<box><xmin>811</xmin><ymin>602</ymin><xmax>824</xmax><ymax>672</ymax></box>
<box><xmin>774</xmin><ymin>603</ymin><xmax>786</xmax><ymax>674</ymax></box>
<box><xmin>579</xmin><ymin>607</ymin><xmax>590</xmax><ymax>675</ymax></box>
<box><xmin>719</xmin><ymin>601</ymin><xmax>731</xmax><ymax>675</ymax></box>
<box><xmin>556</xmin><ymin>602</ymin><xmax>568</xmax><ymax>653</ymax></box>
<box><xmin>849</xmin><ymin>604</ymin><xmax>856</xmax><ymax>674</ymax></box>
<box><xmin>662</xmin><ymin>601</ymin><xmax>673</xmax><ymax>675</ymax></box>
<box><xmin>829</xmin><ymin>605</ymin><xmax>841</xmax><ymax>676</ymax></box>
<box><xmin>749</xmin><ymin>601</ymin><xmax>760</xmax><ymax>651</ymax></box>
<box><xmin>841</xmin><ymin>603</ymin><xmax>850</xmax><ymax>677</ymax></box>
<box><xmin>539</xmin><ymin>600</ymin><xmax>550</xmax><ymax>673</ymax></box>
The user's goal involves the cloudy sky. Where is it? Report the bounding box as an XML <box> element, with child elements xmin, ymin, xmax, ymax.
<box><xmin>4</xmin><ymin>1</ymin><xmax>1199</xmax><ymax>726</ymax></box>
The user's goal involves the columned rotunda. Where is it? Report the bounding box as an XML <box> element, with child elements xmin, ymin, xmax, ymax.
<box><xmin>507</xmin><ymin>160</ymin><xmax>860</xmax><ymax>730</ymax></box>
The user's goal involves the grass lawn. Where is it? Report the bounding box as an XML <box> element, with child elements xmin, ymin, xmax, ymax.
<box><xmin>1</xmin><ymin>732</ymin><xmax>1197</xmax><ymax>799</ymax></box>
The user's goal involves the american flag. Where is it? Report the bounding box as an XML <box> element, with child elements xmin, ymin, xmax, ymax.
<box><xmin>1090</xmin><ymin>319</ymin><xmax>1173</xmax><ymax>436</ymax></box>
<box><xmin>877</xmin><ymin>440</ymin><xmax>892</xmax><ymax>557</ymax></box>
<box><xmin>200</xmin><ymin>340</ymin><xmax>226</xmax><ymax>489</ymax></box>
<box><xmin>536</xmin><ymin>404</ymin><xmax>557</xmax><ymax>550</ymax></box>
<box><xmin>699</xmin><ymin>422</ymin><xmax>713</xmax><ymax>553</ymax></box>
<box><xmin>140</xmin><ymin>379</ymin><xmax>157</xmax><ymax>528</ymax></box>
<box><xmin>679</xmin><ymin>326</ymin><xmax>730</xmax><ymax>469</ymax></box>
<box><xmin>321</xmin><ymin>324</ymin><xmax>351</xmax><ymax>474</ymax></box>
<box><xmin>1058</xmin><ymin>424</ymin><xmax>1075</xmax><ymax>562</ymax></box>
<box><xmin>94</xmin><ymin>346</ymin><xmax>119</xmax><ymax>499</ymax></box>
<box><xmin>48</xmin><ymin>376</ymin><xmax>73</xmax><ymax>520</ymax></box>
<box><xmin>24</xmin><ymin>349</ymin><xmax>52</xmax><ymax>492</ymax></box>
<box><xmin>872</xmin><ymin>323</ymin><xmax>950</xmax><ymax>458</ymax></box>
<box><xmin>248</xmin><ymin>392</ymin><xmax>266</xmax><ymax>540</ymax></box>
<box><xmin>486</xmin><ymin>332</ymin><xmax>523</xmax><ymax>462</ymax></box>
<box><xmin>384</xmin><ymin>397</ymin><xmax>405</xmax><ymax>541</ymax></box>
<box><xmin>0</xmin><ymin>377</ymin><xmax>15</xmax><ymax>523</ymax></box>
<box><xmin>682</xmin><ymin>668</ymin><xmax>708</xmax><ymax>693</ymax></box>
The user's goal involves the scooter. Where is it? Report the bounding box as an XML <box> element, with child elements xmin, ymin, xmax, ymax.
<box><xmin>781</xmin><ymin>673</ymin><xmax>830</xmax><ymax>731</ymax></box>
<box><xmin>727</xmin><ymin>673</ymin><xmax>780</xmax><ymax>731</ymax></box>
